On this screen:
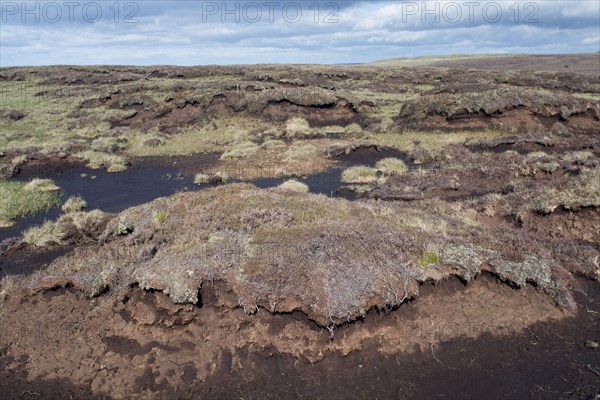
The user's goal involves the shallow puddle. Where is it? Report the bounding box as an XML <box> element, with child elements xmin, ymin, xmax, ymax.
<box><xmin>2</xmin><ymin>149</ymin><xmax>408</xmax><ymax>242</ymax></box>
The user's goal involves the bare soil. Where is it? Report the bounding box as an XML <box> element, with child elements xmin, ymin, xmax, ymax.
<box><xmin>1</xmin><ymin>273</ymin><xmax>597</xmax><ymax>399</ymax></box>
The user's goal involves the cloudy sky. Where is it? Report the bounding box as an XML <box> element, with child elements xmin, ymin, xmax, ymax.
<box><xmin>1</xmin><ymin>1</ymin><xmax>598</xmax><ymax>66</ymax></box>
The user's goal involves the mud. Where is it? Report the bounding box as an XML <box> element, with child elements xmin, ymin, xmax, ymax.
<box><xmin>1</xmin><ymin>273</ymin><xmax>597</xmax><ymax>399</ymax></box>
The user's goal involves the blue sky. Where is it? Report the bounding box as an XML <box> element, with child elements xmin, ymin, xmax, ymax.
<box><xmin>1</xmin><ymin>1</ymin><xmax>599</xmax><ymax>66</ymax></box>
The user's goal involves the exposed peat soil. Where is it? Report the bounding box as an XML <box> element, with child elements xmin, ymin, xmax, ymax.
<box><xmin>0</xmin><ymin>274</ymin><xmax>597</xmax><ymax>399</ymax></box>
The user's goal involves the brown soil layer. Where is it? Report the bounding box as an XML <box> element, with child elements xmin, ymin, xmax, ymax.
<box><xmin>1</xmin><ymin>273</ymin><xmax>597</xmax><ymax>399</ymax></box>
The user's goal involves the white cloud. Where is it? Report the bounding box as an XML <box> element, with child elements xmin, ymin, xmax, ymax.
<box><xmin>1</xmin><ymin>1</ymin><xmax>599</xmax><ymax>66</ymax></box>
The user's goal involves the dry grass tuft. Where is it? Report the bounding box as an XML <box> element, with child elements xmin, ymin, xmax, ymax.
<box><xmin>375</xmin><ymin>158</ymin><xmax>408</xmax><ymax>175</ymax></box>
<box><xmin>62</xmin><ymin>196</ymin><xmax>87</xmax><ymax>213</ymax></box>
<box><xmin>23</xmin><ymin>221</ymin><xmax>65</xmax><ymax>247</ymax></box>
<box><xmin>341</xmin><ymin>165</ymin><xmax>378</xmax><ymax>183</ymax></box>
<box><xmin>24</xmin><ymin>179</ymin><xmax>60</xmax><ymax>192</ymax></box>
<box><xmin>221</xmin><ymin>141</ymin><xmax>260</xmax><ymax>160</ymax></box>
<box><xmin>286</xmin><ymin>117</ymin><xmax>311</xmax><ymax>137</ymax></box>
<box><xmin>75</xmin><ymin>151</ymin><xmax>128</xmax><ymax>172</ymax></box>
<box><xmin>276</xmin><ymin>179</ymin><xmax>309</xmax><ymax>193</ymax></box>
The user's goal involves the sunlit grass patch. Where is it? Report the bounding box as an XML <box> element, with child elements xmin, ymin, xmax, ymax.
<box><xmin>23</xmin><ymin>220</ymin><xmax>65</xmax><ymax>247</ymax></box>
<box><xmin>62</xmin><ymin>196</ymin><xmax>87</xmax><ymax>213</ymax></box>
<box><xmin>75</xmin><ymin>150</ymin><xmax>128</xmax><ymax>172</ymax></box>
<box><xmin>375</xmin><ymin>157</ymin><xmax>408</xmax><ymax>175</ymax></box>
<box><xmin>276</xmin><ymin>179</ymin><xmax>309</xmax><ymax>193</ymax></box>
<box><xmin>23</xmin><ymin>178</ymin><xmax>60</xmax><ymax>192</ymax></box>
<box><xmin>220</xmin><ymin>141</ymin><xmax>260</xmax><ymax>160</ymax></box>
<box><xmin>0</xmin><ymin>180</ymin><xmax>61</xmax><ymax>225</ymax></box>
<box><xmin>341</xmin><ymin>165</ymin><xmax>378</xmax><ymax>183</ymax></box>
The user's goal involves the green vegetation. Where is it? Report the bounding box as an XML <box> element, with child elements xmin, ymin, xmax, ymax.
<box><xmin>375</xmin><ymin>158</ymin><xmax>408</xmax><ymax>175</ymax></box>
<box><xmin>283</xmin><ymin>143</ymin><xmax>318</xmax><ymax>162</ymax></box>
<box><xmin>75</xmin><ymin>151</ymin><xmax>128</xmax><ymax>172</ymax></box>
<box><xmin>220</xmin><ymin>141</ymin><xmax>260</xmax><ymax>160</ymax></box>
<box><xmin>0</xmin><ymin>180</ymin><xmax>61</xmax><ymax>226</ymax></box>
<box><xmin>369</xmin><ymin>129</ymin><xmax>509</xmax><ymax>154</ymax></box>
<box><xmin>153</xmin><ymin>210</ymin><xmax>168</xmax><ymax>224</ymax></box>
<box><xmin>70</xmin><ymin>210</ymin><xmax>106</xmax><ymax>234</ymax></box>
<box><xmin>341</xmin><ymin>165</ymin><xmax>378</xmax><ymax>183</ymax></box>
<box><xmin>286</xmin><ymin>117</ymin><xmax>311</xmax><ymax>137</ymax></box>
<box><xmin>261</xmin><ymin>139</ymin><xmax>286</xmax><ymax>149</ymax></box>
<box><xmin>417</xmin><ymin>252</ymin><xmax>440</xmax><ymax>268</ymax></box>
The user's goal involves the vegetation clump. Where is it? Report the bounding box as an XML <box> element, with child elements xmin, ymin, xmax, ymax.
<box><xmin>220</xmin><ymin>142</ymin><xmax>260</xmax><ymax>160</ymax></box>
<box><xmin>23</xmin><ymin>179</ymin><xmax>60</xmax><ymax>192</ymax></box>
<box><xmin>277</xmin><ymin>179</ymin><xmax>309</xmax><ymax>193</ymax></box>
<box><xmin>376</xmin><ymin>158</ymin><xmax>408</xmax><ymax>175</ymax></box>
<box><xmin>417</xmin><ymin>251</ymin><xmax>440</xmax><ymax>268</ymax></box>
<box><xmin>76</xmin><ymin>151</ymin><xmax>128</xmax><ymax>172</ymax></box>
<box><xmin>0</xmin><ymin>180</ymin><xmax>61</xmax><ymax>226</ymax></box>
<box><xmin>62</xmin><ymin>196</ymin><xmax>87</xmax><ymax>213</ymax></box>
<box><xmin>341</xmin><ymin>165</ymin><xmax>378</xmax><ymax>183</ymax></box>
<box><xmin>23</xmin><ymin>220</ymin><xmax>65</xmax><ymax>247</ymax></box>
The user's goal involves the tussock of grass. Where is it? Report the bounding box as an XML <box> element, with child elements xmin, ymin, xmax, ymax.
<box><xmin>221</xmin><ymin>141</ymin><xmax>260</xmax><ymax>160</ymax></box>
<box><xmin>286</xmin><ymin>117</ymin><xmax>310</xmax><ymax>137</ymax></box>
<box><xmin>75</xmin><ymin>151</ymin><xmax>128</xmax><ymax>172</ymax></box>
<box><xmin>526</xmin><ymin>151</ymin><xmax>549</xmax><ymax>160</ymax></box>
<box><xmin>62</xmin><ymin>196</ymin><xmax>87</xmax><ymax>213</ymax></box>
<box><xmin>561</xmin><ymin>151</ymin><xmax>594</xmax><ymax>163</ymax></box>
<box><xmin>261</xmin><ymin>139</ymin><xmax>286</xmax><ymax>149</ymax></box>
<box><xmin>0</xmin><ymin>274</ymin><xmax>17</xmax><ymax>301</ymax></box>
<box><xmin>214</xmin><ymin>171</ymin><xmax>230</xmax><ymax>183</ymax></box>
<box><xmin>276</xmin><ymin>179</ymin><xmax>309</xmax><ymax>193</ymax></box>
<box><xmin>194</xmin><ymin>173</ymin><xmax>212</xmax><ymax>184</ymax></box>
<box><xmin>23</xmin><ymin>221</ymin><xmax>65</xmax><ymax>247</ymax></box>
<box><xmin>0</xmin><ymin>180</ymin><xmax>61</xmax><ymax>225</ymax></box>
<box><xmin>71</xmin><ymin>210</ymin><xmax>106</xmax><ymax>234</ymax></box>
<box><xmin>283</xmin><ymin>144</ymin><xmax>318</xmax><ymax>162</ymax></box>
<box><xmin>375</xmin><ymin>158</ymin><xmax>408</xmax><ymax>175</ymax></box>
<box><xmin>23</xmin><ymin>179</ymin><xmax>60</xmax><ymax>192</ymax></box>
<box><xmin>341</xmin><ymin>165</ymin><xmax>378</xmax><ymax>183</ymax></box>
<box><xmin>91</xmin><ymin>137</ymin><xmax>126</xmax><ymax>153</ymax></box>
<box><xmin>153</xmin><ymin>210</ymin><xmax>168</xmax><ymax>224</ymax></box>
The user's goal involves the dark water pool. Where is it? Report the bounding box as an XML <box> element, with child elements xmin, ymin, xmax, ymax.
<box><xmin>2</xmin><ymin>149</ymin><xmax>408</xmax><ymax>242</ymax></box>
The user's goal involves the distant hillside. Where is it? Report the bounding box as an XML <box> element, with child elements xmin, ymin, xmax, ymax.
<box><xmin>369</xmin><ymin>53</ymin><xmax>600</xmax><ymax>74</ymax></box>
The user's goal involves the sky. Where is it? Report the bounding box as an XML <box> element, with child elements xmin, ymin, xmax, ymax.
<box><xmin>0</xmin><ymin>0</ymin><xmax>599</xmax><ymax>66</ymax></box>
